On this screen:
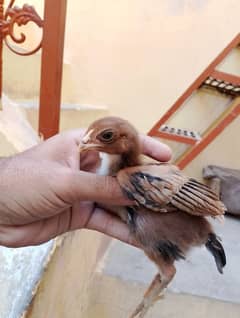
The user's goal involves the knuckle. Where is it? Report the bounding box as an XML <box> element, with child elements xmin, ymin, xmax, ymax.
<box><xmin>0</xmin><ymin>226</ymin><xmax>18</xmax><ymax>247</ymax></box>
<box><xmin>102</xmin><ymin>176</ymin><xmax>118</xmax><ymax>198</ymax></box>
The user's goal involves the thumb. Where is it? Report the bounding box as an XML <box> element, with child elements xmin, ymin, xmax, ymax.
<box><xmin>67</xmin><ymin>170</ymin><xmax>132</xmax><ymax>205</ymax></box>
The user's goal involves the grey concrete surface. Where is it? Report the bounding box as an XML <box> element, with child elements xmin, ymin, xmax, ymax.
<box><xmin>99</xmin><ymin>216</ymin><xmax>240</xmax><ymax>304</ymax></box>
<box><xmin>86</xmin><ymin>274</ymin><xmax>240</xmax><ymax>318</ymax></box>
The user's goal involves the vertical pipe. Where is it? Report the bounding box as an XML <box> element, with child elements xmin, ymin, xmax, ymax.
<box><xmin>38</xmin><ymin>0</ymin><xmax>67</xmax><ymax>139</ymax></box>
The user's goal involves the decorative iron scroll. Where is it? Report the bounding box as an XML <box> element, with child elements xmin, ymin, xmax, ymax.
<box><xmin>0</xmin><ymin>0</ymin><xmax>43</xmax><ymax>56</ymax></box>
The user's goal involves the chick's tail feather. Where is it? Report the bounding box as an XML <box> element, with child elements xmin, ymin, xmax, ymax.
<box><xmin>205</xmin><ymin>233</ymin><xmax>226</xmax><ymax>274</ymax></box>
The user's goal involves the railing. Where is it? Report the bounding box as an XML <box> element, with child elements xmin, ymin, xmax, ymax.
<box><xmin>0</xmin><ymin>0</ymin><xmax>67</xmax><ymax>139</ymax></box>
<box><xmin>148</xmin><ymin>33</ymin><xmax>240</xmax><ymax>169</ymax></box>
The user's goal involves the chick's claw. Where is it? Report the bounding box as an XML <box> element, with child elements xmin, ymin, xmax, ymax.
<box><xmin>129</xmin><ymin>273</ymin><xmax>166</xmax><ymax>318</ymax></box>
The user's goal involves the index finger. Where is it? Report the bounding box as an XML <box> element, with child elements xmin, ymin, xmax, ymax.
<box><xmin>140</xmin><ymin>134</ymin><xmax>172</xmax><ymax>162</ymax></box>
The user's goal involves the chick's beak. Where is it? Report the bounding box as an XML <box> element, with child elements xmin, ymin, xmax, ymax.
<box><xmin>79</xmin><ymin>142</ymin><xmax>102</xmax><ymax>153</ymax></box>
<box><xmin>79</xmin><ymin>129</ymin><xmax>104</xmax><ymax>152</ymax></box>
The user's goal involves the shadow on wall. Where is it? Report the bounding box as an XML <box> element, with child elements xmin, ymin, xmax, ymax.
<box><xmin>3</xmin><ymin>48</ymin><xmax>76</xmax><ymax>103</ymax></box>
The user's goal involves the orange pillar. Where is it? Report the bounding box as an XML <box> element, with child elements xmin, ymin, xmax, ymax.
<box><xmin>39</xmin><ymin>0</ymin><xmax>67</xmax><ymax>139</ymax></box>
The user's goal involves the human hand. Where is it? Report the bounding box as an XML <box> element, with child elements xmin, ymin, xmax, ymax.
<box><xmin>0</xmin><ymin>129</ymin><xmax>171</xmax><ymax>247</ymax></box>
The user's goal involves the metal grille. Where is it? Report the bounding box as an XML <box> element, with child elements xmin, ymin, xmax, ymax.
<box><xmin>160</xmin><ymin>125</ymin><xmax>201</xmax><ymax>141</ymax></box>
<box><xmin>202</xmin><ymin>76</ymin><xmax>240</xmax><ymax>96</ymax></box>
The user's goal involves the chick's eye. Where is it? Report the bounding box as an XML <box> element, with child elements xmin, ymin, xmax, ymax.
<box><xmin>98</xmin><ymin>131</ymin><xmax>114</xmax><ymax>143</ymax></box>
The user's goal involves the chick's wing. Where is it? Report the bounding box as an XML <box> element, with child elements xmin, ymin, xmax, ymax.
<box><xmin>116</xmin><ymin>163</ymin><xmax>225</xmax><ymax>217</ymax></box>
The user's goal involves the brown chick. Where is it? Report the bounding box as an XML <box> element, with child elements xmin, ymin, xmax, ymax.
<box><xmin>80</xmin><ymin>116</ymin><xmax>226</xmax><ymax>318</ymax></box>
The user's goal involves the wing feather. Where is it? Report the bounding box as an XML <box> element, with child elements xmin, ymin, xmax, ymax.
<box><xmin>117</xmin><ymin>163</ymin><xmax>225</xmax><ymax>217</ymax></box>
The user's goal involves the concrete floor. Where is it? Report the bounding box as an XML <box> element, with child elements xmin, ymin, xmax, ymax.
<box><xmin>23</xmin><ymin>212</ymin><xmax>240</xmax><ymax>318</ymax></box>
<box><xmin>91</xmin><ymin>215</ymin><xmax>240</xmax><ymax>317</ymax></box>
<box><xmin>84</xmin><ymin>274</ymin><xmax>240</xmax><ymax>318</ymax></box>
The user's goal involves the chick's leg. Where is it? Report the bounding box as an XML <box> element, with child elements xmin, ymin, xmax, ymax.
<box><xmin>129</xmin><ymin>273</ymin><xmax>162</xmax><ymax>318</ymax></box>
<box><xmin>129</xmin><ymin>262</ymin><xmax>176</xmax><ymax>318</ymax></box>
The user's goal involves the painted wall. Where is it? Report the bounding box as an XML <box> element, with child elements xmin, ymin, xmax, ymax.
<box><xmin>5</xmin><ymin>0</ymin><xmax>240</xmax><ymax>132</ymax></box>
<box><xmin>64</xmin><ymin>0</ymin><xmax>240</xmax><ymax>131</ymax></box>
<box><xmin>25</xmin><ymin>231</ymin><xmax>111</xmax><ymax>318</ymax></box>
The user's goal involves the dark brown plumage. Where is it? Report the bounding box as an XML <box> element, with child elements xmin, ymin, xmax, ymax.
<box><xmin>80</xmin><ymin>116</ymin><xmax>226</xmax><ymax>318</ymax></box>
